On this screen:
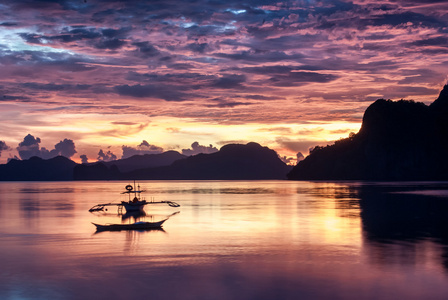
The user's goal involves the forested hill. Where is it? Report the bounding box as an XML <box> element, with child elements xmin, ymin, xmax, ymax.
<box><xmin>288</xmin><ymin>85</ymin><xmax>448</xmax><ymax>181</ymax></box>
<box><xmin>124</xmin><ymin>142</ymin><xmax>292</xmax><ymax>180</ymax></box>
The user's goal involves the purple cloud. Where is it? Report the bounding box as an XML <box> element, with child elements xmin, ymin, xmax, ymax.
<box><xmin>16</xmin><ymin>134</ymin><xmax>77</xmax><ymax>160</ymax></box>
<box><xmin>16</xmin><ymin>134</ymin><xmax>42</xmax><ymax>160</ymax></box>
<box><xmin>52</xmin><ymin>139</ymin><xmax>77</xmax><ymax>158</ymax></box>
<box><xmin>0</xmin><ymin>140</ymin><xmax>9</xmax><ymax>157</ymax></box>
<box><xmin>80</xmin><ymin>154</ymin><xmax>88</xmax><ymax>164</ymax></box>
<box><xmin>97</xmin><ymin>149</ymin><xmax>117</xmax><ymax>162</ymax></box>
<box><xmin>182</xmin><ymin>142</ymin><xmax>218</xmax><ymax>156</ymax></box>
<box><xmin>121</xmin><ymin>140</ymin><xmax>164</xmax><ymax>159</ymax></box>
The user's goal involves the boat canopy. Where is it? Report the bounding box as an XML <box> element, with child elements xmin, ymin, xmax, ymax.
<box><xmin>121</xmin><ymin>190</ymin><xmax>145</xmax><ymax>194</ymax></box>
<box><xmin>122</xmin><ymin>183</ymin><xmax>145</xmax><ymax>194</ymax></box>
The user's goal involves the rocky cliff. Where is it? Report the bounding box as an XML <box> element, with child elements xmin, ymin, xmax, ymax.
<box><xmin>288</xmin><ymin>85</ymin><xmax>448</xmax><ymax>180</ymax></box>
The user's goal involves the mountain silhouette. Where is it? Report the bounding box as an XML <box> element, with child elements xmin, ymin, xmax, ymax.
<box><xmin>125</xmin><ymin>142</ymin><xmax>292</xmax><ymax>180</ymax></box>
<box><xmin>73</xmin><ymin>162</ymin><xmax>121</xmax><ymax>180</ymax></box>
<box><xmin>0</xmin><ymin>142</ymin><xmax>291</xmax><ymax>181</ymax></box>
<box><xmin>0</xmin><ymin>156</ymin><xmax>76</xmax><ymax>181</ymax></box>
<box><xmin>95</xmin><ymin>151</ymin><xmax>186</xmax><ymax>173</ymax></box>
<box><xmin>288</xmin><ymin>85</ymin><xmax>448</xmax><ymax>180</ymax></box>
<box><xmin>73</xmin><ymin>151</ymin><xmax>186</xmax><ymax>180</ymax></box>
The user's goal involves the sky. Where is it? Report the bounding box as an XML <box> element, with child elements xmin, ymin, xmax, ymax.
<box><xmin>0</xmin><ymin>0</ymin><xmax>447</xmax><ymax>164</ymax></box>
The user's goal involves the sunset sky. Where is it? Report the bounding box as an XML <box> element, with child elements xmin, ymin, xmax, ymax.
<box><xmin>0</xmin><ymin>0</ymin><xmax>447</xmax><ymax>164</ymax></box>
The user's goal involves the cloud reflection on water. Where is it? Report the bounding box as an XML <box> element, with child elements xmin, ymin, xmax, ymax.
<box><xmin>1</xmin><ymin>181</ymin><xmax>448</xmax><ymax>299</ymax></box>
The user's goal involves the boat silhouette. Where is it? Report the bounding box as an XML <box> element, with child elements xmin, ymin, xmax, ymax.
<box><xmin>89</xmin><ymin>181</ymin><xmax>180</xmax><ymax>213</ymax></box>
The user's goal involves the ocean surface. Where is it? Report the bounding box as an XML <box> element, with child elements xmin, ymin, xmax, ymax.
<box><xmin>1</xmin><ymin>180</ymin><xmax>448</xmax><ymax>300</ymax></box>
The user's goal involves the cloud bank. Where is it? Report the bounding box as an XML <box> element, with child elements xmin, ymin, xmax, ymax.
<box><xmin>0</xmin><ymin>0</ymin><xmax>445</xmax><ymax>125</ymax></box>
<box><xmin>97</xmin><ymin>149</ymin><xmax>117</xmax><ymax>162</ymax></box>
<box><xmin>16</xmin><ymin>134</ymin><xmax>77</xmax><ymax>160</ymax></box>
<box><xmin>182</xmin><ymin>142</ymin><xmax>218</xmax><ymax>156</ymax></box>
<box><xmin>121</xmin><ymin>140</ymin><xmax>164</xmax><ymax>159</ymax></box>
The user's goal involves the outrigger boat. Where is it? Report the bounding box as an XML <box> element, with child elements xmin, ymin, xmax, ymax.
<box><xmin>89</xmin><ymin>182</ymin><xmax>180</xmax><ymax>213</ymax></box>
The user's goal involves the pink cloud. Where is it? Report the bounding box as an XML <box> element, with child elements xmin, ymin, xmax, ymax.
<box><xmin>0</xmin><ymin>0</ymin><xmax>446</xmax><ymax>161</ymax></box>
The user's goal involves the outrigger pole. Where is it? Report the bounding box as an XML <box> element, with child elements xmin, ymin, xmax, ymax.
<box><xmin>89</xmin><ymin>200</ymin><xmax>180</xmax><ymax>212</ymax></box>
<box><xmin>88</xmin><ymin>182</ymin><xmax>180</xmax><ymax>213</ymax></box>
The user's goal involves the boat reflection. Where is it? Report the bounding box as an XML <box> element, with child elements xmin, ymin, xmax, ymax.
<box><xmin>90</xmin><ymin>209</ymin><xmax>147</xmax><ymax>221</ymax></box>
<box><xmin>121</xmin><ymin>210</ymin><xmax>146</xmax><ymax>221</ymax></box>
<box><xmin>91</xmin><ymin>211</ymin><xmax>180</xmax><ymax>233</ymax></box>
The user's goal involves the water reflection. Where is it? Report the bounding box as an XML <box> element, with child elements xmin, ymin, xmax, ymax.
<box><xmin>121</xmin><ymin>210</ymin><xmax>146</xmax><ymax>221</ymax></box>
<box><xmin>159</xmin><ymin>187</ymin><xmax>276</xmax><ymax>194</ymax></box>
<box><xmin>359</xmin><ymin>184</ymin><xmax>448</xmax><ymax>242</ymax></box>
<box><xmin>357</xmin><ymin>183</ymin><xmax>448</xmax><ymax>274</ymax></box>
<box><xmin>90</xmin><ymin>205</ymin><xmax>180</xmax><ymax>224</ymax></box>
<box><xmin>90</xmin><ymin>209</ymin><xmax>148</xmax><ymax>221</ymax></box>
<box><xmin>20</xmin><ymin>188</ymin><xmax>76</xmax><ymax>194</ymax></box>
<box><xmin>1</xmin><ymin>181</ymin><xmax>448</xmax><ymax>299</ymax></box>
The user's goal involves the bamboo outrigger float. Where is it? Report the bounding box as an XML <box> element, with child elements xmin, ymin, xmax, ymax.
<box><xmin>88</xmin><ymin>181</ymin><xmax>180</xmax><ymax>213</ymax></box>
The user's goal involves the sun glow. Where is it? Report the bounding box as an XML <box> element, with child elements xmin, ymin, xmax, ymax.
<box><xmin>0</xmin><ymin>103</ymin><xmax>362</xmax><ymax>164</ymax></box>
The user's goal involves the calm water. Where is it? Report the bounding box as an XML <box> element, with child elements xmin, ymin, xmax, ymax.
<box><xmin>2</xmin><ymin>180</ymin><xmax>448</xmax><ymax>299</ymax></box>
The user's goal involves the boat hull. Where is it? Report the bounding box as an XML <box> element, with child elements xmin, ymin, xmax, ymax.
<box><xmin>121</xmin><ymin>201</ymin><xmax>147</xmax><ymax>212</ymax></box>
<box><xmin>92</xmin><ymin>220</ymin><xmax>166</xmax><ymax>231</ymax></box>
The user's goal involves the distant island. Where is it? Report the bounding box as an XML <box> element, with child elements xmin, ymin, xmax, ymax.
<box><xmin>0</xmin><ymin>142</ymin><xmax>292</xmax><ymax>181</ymax></box>
<box><xmin>288</xmin><ymin>85</ymin><xmax>448</xmax><ymax>181</ymax></box>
